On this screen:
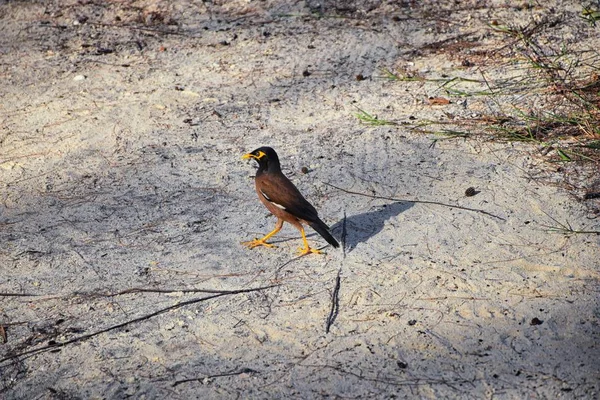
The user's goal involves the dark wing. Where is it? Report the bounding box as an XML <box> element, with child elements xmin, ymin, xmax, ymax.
<box><xmin>256</xmin><ymin>173</ymin><xmax>320</xmax><ymax>222</ymax></box>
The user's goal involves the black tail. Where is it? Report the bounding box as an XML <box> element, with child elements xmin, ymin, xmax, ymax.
<box><xmin>309</xmin><ymin>219</ymin><xmax>339</xmax><ymax>248</ymax></box>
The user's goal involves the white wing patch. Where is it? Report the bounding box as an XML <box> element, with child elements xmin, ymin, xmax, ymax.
<box><xmin>260</xmin><ymin>189</ymin><xmax>286</xmax><ymax>210</ymax></box>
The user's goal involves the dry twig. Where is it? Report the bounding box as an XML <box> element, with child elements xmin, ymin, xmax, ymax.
<box><xmin>325</xmin><ymin>183</ymin><xmax>506</xmax><ymax>221</ymax></box>
<box><xmin>173</xmin><ymin>367</ymin><xmax>259</xmax><ymax>386</ymax></box>
<box><xmin>0</xmin><ymin>285</ymin><xmax>278</xmax><ymax>364</ymax></box>
<box><xmin>325</xmin><ymin>269</ymin><xmax>342</xmax><ymax>334</ymax></box>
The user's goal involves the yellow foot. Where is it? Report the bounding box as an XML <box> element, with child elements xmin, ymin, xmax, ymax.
<box><xmin>297</xmin><ymin>246</ymin><xmax>323</xmax><ymax>256</ymax></box>
<box><xmin>242</xmin><ymin>238</ymin><xmax>277</xmax><ymax>249</ymax></box>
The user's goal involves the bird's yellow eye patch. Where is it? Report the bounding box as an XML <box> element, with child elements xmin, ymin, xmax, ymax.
<box><xmin>255</xmin><ymin>150</ymin><xmax>267</xmax><ymax>159</ymax></box>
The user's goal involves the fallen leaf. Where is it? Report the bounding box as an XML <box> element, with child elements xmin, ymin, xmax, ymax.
<box><xmin>0</xmin><ymin>325</ymin><xmax>7</xmax><ymax>344</ymax></box>
<box><xmin>428</xmin><ymin>97</ymin><xmax>450</xmax><ymax>105</ymax></box>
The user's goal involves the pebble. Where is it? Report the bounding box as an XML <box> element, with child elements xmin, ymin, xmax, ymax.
<box><xmin>73</xmin><ymin>75</ymin><xmax>86</xmax><ymax>81</ymax></box>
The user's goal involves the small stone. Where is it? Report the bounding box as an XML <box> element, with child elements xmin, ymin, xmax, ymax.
<box><xmin>73</xmin><ymin>75</ymin><xmax>86</xmax><ymax>81</ymax></box>
<box><xmin>465</xmin><ymin>187</ymin><xmax>478</xmax><ymax>197</ymax></box>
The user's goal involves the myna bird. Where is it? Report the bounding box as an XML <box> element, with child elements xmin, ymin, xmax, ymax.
<box><xmin>242</xmin><ymin>147</ymin><xmax>339</xmax><ymax>256</ymax></box>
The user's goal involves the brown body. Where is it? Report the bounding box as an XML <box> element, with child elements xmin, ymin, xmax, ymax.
<box><xmin>255</xmin><ymin>171</ymin><xmax>311</xmax><ymax>232</ymax></box>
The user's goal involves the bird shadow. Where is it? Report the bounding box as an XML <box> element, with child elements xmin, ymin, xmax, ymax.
<box><xmin>329</xmin><ymin>201</ymin><xmax>414</xmax><ymax>252</ymax></box>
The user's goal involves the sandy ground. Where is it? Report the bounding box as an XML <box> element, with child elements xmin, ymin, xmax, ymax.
<box><xmin>1</xmin><ymin>1</ymin><xmax>599</xmax><ymax>399</ymax></box>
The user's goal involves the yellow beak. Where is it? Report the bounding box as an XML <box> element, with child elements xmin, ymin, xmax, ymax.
<box><xmin>242</xmin><ymin>150</ymin><xmax>266</xmax><ymax>160</ymax></box>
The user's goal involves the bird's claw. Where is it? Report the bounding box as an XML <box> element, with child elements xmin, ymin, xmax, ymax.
<box><xmin>297</xmin><ymin>246</ymin><xmax>323</xmax><ymax>256</ymax></box>
<box><xmin>242</xmin><ymin>238</ymin><xmax>277</xmax><ymax>249</ymax></box>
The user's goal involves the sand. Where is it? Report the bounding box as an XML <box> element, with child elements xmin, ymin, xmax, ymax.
<box><xmin>1</xmin><ymin>1</ymin><xmax>599</xmax><ymax>398</ymax></box>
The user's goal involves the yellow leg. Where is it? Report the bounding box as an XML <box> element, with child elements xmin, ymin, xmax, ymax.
<box><xmin>242</xmin><ymin>219</ymin><xmax>283</xmax><ymax>249</ymax></box>
<box><xmin>297</xmin><ymin>226</ymin><xmax>323</xmax><ymax>256</ymax></box>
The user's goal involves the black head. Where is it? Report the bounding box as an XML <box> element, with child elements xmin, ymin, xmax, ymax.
<box><xmin>242</xmin><ymin>146</ymin><xmax>281</xmax><ymax>173</ymax></box>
